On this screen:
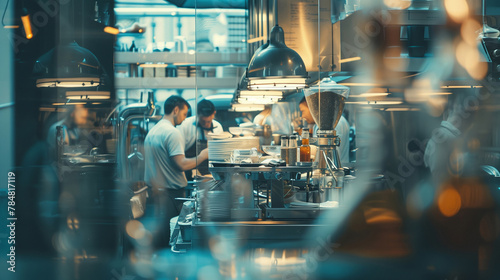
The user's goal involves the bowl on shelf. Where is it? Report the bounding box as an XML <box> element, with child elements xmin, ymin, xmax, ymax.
<box><xmin>262</xmin><ymin>145</ymin><xmax>281</xmax><ymax>158</ymax></box>
<box><xmin>229</xmin><ymin>127</ymin><xmax>255</xmax><ymax>137</ymax></box>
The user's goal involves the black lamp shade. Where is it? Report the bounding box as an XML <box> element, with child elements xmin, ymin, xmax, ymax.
<box><xmin>246</xmin><ymin>25</ymin><xmax>307</xmax><ymax>90</ymax></box>
<box><xmin>33</xmin><ymin>42</ymin><xmax>102</xmax><ymax>87</ymax></box>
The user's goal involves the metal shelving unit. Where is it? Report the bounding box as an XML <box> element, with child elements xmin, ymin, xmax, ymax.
<box><xmin>114</xmin><ymin>52</ymin><xmax>248</xmax><ymax>65</ymax></box>
<box><xmin>115</xmin><ymin>77</ymin><xmax>240</xmax><ymax>89</ymax></box>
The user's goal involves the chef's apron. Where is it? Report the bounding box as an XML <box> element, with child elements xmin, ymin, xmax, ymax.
<box><xmin>184</xmin><ymin>125</ymin><xmax>210</xmax><ymax>180</ymax></box>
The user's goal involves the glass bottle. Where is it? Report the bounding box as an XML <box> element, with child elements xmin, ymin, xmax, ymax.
<box><xmin>280</xmin><ymin>135</ymin><xmax>289</xmax><ymax>163</ymax></box>
<box><xmin>288</xmin><ymin>135</ymin><xmax>298</xmax><ymax>166</ymax></box>
<box><xmin>300</xmin><ymin>130</ymin><xmax>310</xmax><ymax>162</ymax></box>
<box><xmin>129</xmin><ymin>40</ymin><xmax>137</xmax><ymax>52</ymax></box>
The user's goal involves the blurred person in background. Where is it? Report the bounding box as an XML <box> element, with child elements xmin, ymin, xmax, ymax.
<box><xmin>46</xmin><ymin>104</ymin><xmax>90</xmax><ymax>159</ymax></box>
<box><xmin>253</xmin><ymin>105</ymin><xmax>273</xmax><ymax>127</ymax></box>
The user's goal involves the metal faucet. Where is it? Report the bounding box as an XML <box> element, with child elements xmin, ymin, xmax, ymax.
<box><xmin>90</xmin><ymin>147</ymin><xmax>100</xmax><ymax>162</ymax></box>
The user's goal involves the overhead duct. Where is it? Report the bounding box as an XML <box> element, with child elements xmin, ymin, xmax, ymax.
<box><xmin>164</xmin><ymin>0</ymin><xmax>246</xmax><ymax>9</ymax></box>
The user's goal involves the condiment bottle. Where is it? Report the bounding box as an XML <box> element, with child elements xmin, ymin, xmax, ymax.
<box><xmin>300</xmin><ymin>130</ymin><xmax>310</xmax><ymax>162</ymax></box>
<box><xmin>280</xmin><ymin>135</ymin><xmax>289</xmax><ymax>163</ymax></box>
<box><xmin>288</xmin><ymin>135</ymin><xmax>298</xmax><ymax>166</ymax></box>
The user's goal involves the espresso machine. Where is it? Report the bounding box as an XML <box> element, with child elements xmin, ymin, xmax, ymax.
<box><xmin>303</xmin><ymin>77</ymin><xmax>350</xmax><ymax>203</ymax></box>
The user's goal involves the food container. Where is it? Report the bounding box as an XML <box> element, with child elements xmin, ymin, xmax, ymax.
<box><xmin>303</xmin><ymin>77</ymin><xmax>350</xmax><ymax>131</ymax></box>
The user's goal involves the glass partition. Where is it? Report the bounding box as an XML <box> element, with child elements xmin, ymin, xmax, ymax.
<box><xmin>7</xmin><ymin>0</ymin><xmax>500</xmax><ymax>279</ymax></box>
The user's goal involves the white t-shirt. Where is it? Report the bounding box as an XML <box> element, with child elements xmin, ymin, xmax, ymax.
<box><xmin>144</xmin><ymin>119</ymin><xmax>187</xmax><ymax>190</ymax></box>
<box><xmin>176</xmin><ymin>115</ymin><xmax>223</xmax><ymax>149</ymax></box>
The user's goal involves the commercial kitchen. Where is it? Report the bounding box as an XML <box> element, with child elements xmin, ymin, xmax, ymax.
<box><xmin>2</xmin><ymin>0</ymin><xmax>500</xmax><ymax>279</ymax></box>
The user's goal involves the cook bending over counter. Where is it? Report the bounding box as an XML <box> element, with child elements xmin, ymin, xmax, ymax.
<box><xmin>177</xmin><ymin>99</ymin><xmax>223</xmax><ymax>179</ymax></box>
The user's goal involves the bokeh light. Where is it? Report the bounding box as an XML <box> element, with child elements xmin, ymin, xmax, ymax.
<box><xmin>444</xmin><ymin>0</ymin><xmax>469</xmax><ymax>23</ymax></box>
<box><xmin>126</xmin><ymin>220</ymin><xmax>146</xmax><ymax>240</ymax></box>
<box><xmin>438</xmin><ymin>188</ymin><xmax>462</xmax><ymax>217</ymax></box>
<box><xmin>383</xmin><ymin>0</ymin><xmax>411</xmax><ymax>10</ymax></box>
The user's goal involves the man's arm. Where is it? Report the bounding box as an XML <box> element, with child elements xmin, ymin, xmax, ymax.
<box><xmin>172</xmin><ymin>148</ymin><xmax>209</xmax><ymax>171</ymax></box>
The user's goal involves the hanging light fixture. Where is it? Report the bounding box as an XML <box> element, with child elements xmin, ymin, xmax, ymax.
<box><xmin>33</xmin><ymin>42</ymin><xmax>102</xmax><ymax>88</ymax></box>
<box><xmin>66</xmin><ymin>91</ymin><xmax>111</xmax><ymax>100</ymax></box>
<box><xmin>231</xmin><ymin>103</ymin><xmax>265</xmax><ymax>112</ymax></box>
<box><xmin>234</xmin><ymin>69</ymin><xmax>284</xmax><ymax>105</ymax></box>
<box><xmin>237</xmin><ymin>90</ymin><xmax>283</xmax><ymax>104</ymax></box>
<box><xmin>20</xmin><ymin>2</ymin><xmax>32</xmax><ymax>39</ymax></box>
<box><xmin>245</xmin><ymin>0</ymin><xmax>308</xmax><ymax>91</ymax></box>
<box><xmin>246</xmin><ymin>25</ymin><xmax>308</xmax><ymax>90</ymax></box>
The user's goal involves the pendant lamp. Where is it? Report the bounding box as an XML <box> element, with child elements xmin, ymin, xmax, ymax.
<box><xmin>235</xmin><ymin>69</ymin><xmax>283</xmax><ymax>105</ymax></box>
<box><xmin>246</xmin><ymin>24</ymin><xmax>308</xmax><ymax>90</ymax></box>
<box><xmin>33</xmin><ymin>42</ymin><xmax>102</xmax><ymax>88</ymax></box>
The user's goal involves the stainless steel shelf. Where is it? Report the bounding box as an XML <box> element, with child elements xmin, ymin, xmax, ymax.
<box><xmin>115</xmin><ymin>77</ymin><xmax>239</xmax><ymax>89</ymax></box>
<box><xmin>115</xmin><ymin>52</ymin><xmax>249</xmax><ymax>66</ymax></box>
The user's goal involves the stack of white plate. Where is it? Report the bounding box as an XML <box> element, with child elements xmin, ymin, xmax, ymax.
<box><xmin>203</xmin><ymin>191</ymin><xmax>231</xmax><ymax>221</ymax></box>
<box><xmin>208</xmin><ymin>136</ymin><xmax>260</xmax><ymax>162</ymax></box>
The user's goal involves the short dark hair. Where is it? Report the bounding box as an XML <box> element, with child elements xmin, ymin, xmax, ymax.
<box><xmin>164</xmin><ymin>95</ymin><xmax>189</xmax><ymax>115</ymax></box>
<box><xmin>197</xmin><ymin>99</ymin><xmax>216</xmax><ymax>117</ymax></box>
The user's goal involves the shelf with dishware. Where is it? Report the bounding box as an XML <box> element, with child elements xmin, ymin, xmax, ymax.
<box><xmin>114</xmin><ymin>52</ymin><xmax>249</xmax><ymax>89</ymax></box>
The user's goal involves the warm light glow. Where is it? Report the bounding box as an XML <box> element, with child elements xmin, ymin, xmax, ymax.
<box><xmin>385</xmin><ymin>108</ymin><xmax>420</xmax><ymax>111</ymax></box>
<box><xmin>254</xmin><ymin>256</ymin><xmax>306</xmax><ymax>267</ymax></box>
<box><xmin>21</xmin><ymin>14</ymin><xmax>32</xmax><ymax>39</ymax></box>
<box><xmin>126</xmin><ymin>220</ymin><xmax>146</xmax><ymax>240</ymax></box>
<box><xmin>36</xmin><ymin>78</ymin><xmax>100</xmax><ymax>88</ymax></box>
<box><xmin>139</xmin><ymin>64</ymin><xmax>168</xmax><ymax>68</ymax></box>
<box><xmin>461</xmin><ymin>19</ymin><xmax>482</xmax><ymax>46</ymax></box>
<box><xmin>104</xmin><ymin>26</ymin><xmax>120</xmax><ymax>35</ymax></box>
<box><xmin>3</xmin><ymin>25</ymin><xmax>19</xmax><ymax>28</ymax></box>
<box><xmin>441</xmin><ymin>85</ymin><xmax>482</xmax><ymax>89</ymax></box>
<box><xmin>350</xmin><ymin>93</ymin><xmax>389</xmax><ymax>98</ymax></box>
<box><xmin>231</xmin><ymin>104</ymin><xmax>265</xmax><ymax>112</ymax></box>
<box><xmin>237</xmin><ymin>96</ymin><xmax>280</xmax><ymax>105</ymax></box>
<box><xmin>444</xmin><ymin>0</ymin><xmax>469</xmax><ymax>23</ymax></box>
<box><xmin>456</xmin><ymin>41</ymin><xmax>488</xmax><ymax>80</ymax></box>
<box><xmin>346</xmin><ymin>100</ymin><xmax>403</xmax><ymax>105</ymax></box>
<box><xmin>39</xmin><ymin>107</ymin><xmax>59</xmax><ymax>112</ymax></box>
<box><xmin>188</xmin><ymin>49</ymin><xmax>196</xmax><ymax>55</ymax></box>
<box><xmin>66</xmin><ymin>216</ymin><xmax>79</xmax><ymax>230</ymax></box>
<box><xmin>247</xmin><ymin>36</ymin><xmax>266</xmax><ymax>44</ymax></box>
<box><xmin>238</xmin><ymin>90</ymin><xmax>282</xmax><ymax>105</ymax></box>
<box><xmin>339</xmin><ymin>57</ymin><xmax>362</xmax><ymax>63</ymax></box>
<box><xmin>405</xmin><ymin>87</ymin><xmax>453</xmax><ymax>103</ymax></box>
<box><xmin>247</xmin><ymin>77</ymin><xmax>307</xmax><ymax>90</ymax></box>
<box><xmin>239</xmin><ymin>90</ymin><xmax>282</xmax><ymax>98</ymax></box>
<box><xmin>66</xmin><ymin>91</ymin><xmax>110</xmax><ymax>100</ymax></box>
<box><xmin>467</xmin><ymin>61</ymin><xmax>488</xmax><ymax>80</ymax></box>
<box><xmin>52</xmin><ymin>102</ymin><xmax>86</xmax><ymax>106</ymax></box>
<box><xmin>383</xmin><ymin>0</ymin><xmax>412</xmax><ymax>9</ymax></box>
<box><xmin>438</xmin><ymin>188</ymin><xmax>462</xmax><ymax>217</ymax></box>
